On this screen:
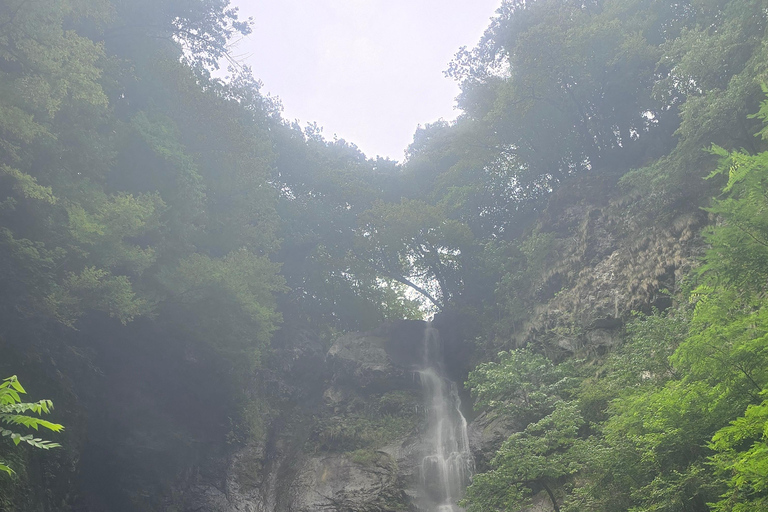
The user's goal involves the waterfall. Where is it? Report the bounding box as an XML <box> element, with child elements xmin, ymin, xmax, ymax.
<box><xmin>417</xmin><ymin>324</ymin><xmax>474</xmax><ymax>512</ymax></box>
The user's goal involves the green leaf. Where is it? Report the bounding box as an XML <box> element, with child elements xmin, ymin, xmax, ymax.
<box><xmin>0</xmin><ymin>461</ymin><xmax>14</xmax><ymax>476</ymax></box>
<box><xmin>7</xmin><ymin>376</ymin><xmax>25</xmax><ymax>394</ymax></box>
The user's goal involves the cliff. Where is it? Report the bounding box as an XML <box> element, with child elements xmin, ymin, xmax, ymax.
<box><xmin>184</xmin><ymin>321</ymin><xmax>438</xmax><ymax>512</ymax></box>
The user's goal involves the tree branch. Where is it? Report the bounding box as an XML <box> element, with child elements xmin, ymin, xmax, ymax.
<box><xmin>381</xmin><ymin>269</ymin><xmax>442</xmax><ymax>310</ymax></box>
<box><xmin>542</xmin><ymin>482</ymin><xmax>561</xmax><ymax>512</ymax></box>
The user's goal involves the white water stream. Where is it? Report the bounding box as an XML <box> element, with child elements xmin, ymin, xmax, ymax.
<box><xmin>417</xmin><ymin>325</ymin><xmax>475</xmax><ymax>512</ymax></box>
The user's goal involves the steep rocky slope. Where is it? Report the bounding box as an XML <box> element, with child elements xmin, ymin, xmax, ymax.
<box><xmin>181</xmin><ymin>169</ymin><xmax>712</xmax><ymax>512</ymax></box>
<box><xmin>505</xmin><ymin>170</ymin><xmax>707</xmax><ymax>354</ymax></box>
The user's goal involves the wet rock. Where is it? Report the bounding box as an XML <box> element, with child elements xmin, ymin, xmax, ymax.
<box><xmin>467</xmin><ymin>411</ymin><xmax>518</xmax><ymax>471</ymax></box>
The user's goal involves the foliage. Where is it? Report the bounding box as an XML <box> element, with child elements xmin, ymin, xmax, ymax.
<box><xmin>577</xmin><ymin>95</ymin><xmax>768</xmax><ymax>511</ymax></box>
<box><xmin>463</xmin><ymin>401</ymin><xmax>585</xmax><ymax>512</ymax></box>
<box><xmin>610</xmin><ymin>312</ymin><xmax>685</xmax><ymax>383</ymax></box>
<box><xmin>316</xmin><ymin>391</ymin><xmax>421</xmax><ymax>452</ymax></box>
<box><xmin>478</xmin><ymin>232</ymin><xmax>556</xmax><ymax>345</ymax></box>
<box><xmin>709</xmin><ymin>394</ymin><xmax>768</xmax><ymax>511</ymax></box>
<box><xmin>108</xmin><ymin>0</ymin><xmax>253</xmax><ymax>69</ymax></box>
<box><xmin>317</xmin><ymin>413</ymin><xmax>418</xmax><ymax>453</ymax></box>
<box><xmin>467</xmin><ymin>348</ymin><xmax>579</xmax><ymax>425</ymax></box>
<box><xmin>464</xmin><ymin>348</ymin><xmax>586</xmax><ymax>510</ymax></box>
<box><xmin>451</xmin><ymin>1</ymin><xmax>768</xmax><ymax>509</ymax></box>
<box><xmin>464</xmin><ymin>177</ymin><xmax>768</xmax><ymax>511</ymax></box>
<box><xmin>0</xmin><ymin>376</ymin><xmax>63</xmax><ymax>476</ymax></box>
<box><xmin>272</xmin><ymin>123</ymin><xmax>420</xmax><ymax>330</ymax></box>
<box><xmin>159</xmin><ymin>249</ymin><xmax>286</xmax><ymax>362</ymax></box>
<box><xmin>699</xmin><ymin>141</ymin><xmax>768</xmax><ymax>295</ymax></box>
<box><xmin>689</xmin><ymin>98</ymin><xmax>768</xmax><ymax>512</ymax></box>
<box><xmin>0</xmin><ymin>0</ymin><xmax>366</xmax><ymax>505</ymax></box>
<box><xmin>558</xmin><ymin>138</ymin><xmax>768</xmax><ymax>510</ymax></box>
<box><xmin>357</xmin><ymin>199</ymin><xmax>473</xmax><ymax>309</ymax></box>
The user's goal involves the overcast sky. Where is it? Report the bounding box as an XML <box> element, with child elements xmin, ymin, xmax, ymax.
<box><xmin>226</xmin><ymin>0</ymin><xmax>501</xmax><ymax>161</ymax></box>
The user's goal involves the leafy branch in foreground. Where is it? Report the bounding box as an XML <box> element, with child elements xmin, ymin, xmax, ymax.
<box><xmin>0</xmin><ymin>376</ymin><xmax>63</xmax><ymax>476</ymax></box>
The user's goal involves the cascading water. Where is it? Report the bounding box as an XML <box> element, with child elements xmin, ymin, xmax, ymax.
<box><xmin>417</xmin><ymin>324</ymin><xmax>475</xmax><ymax>512</ymax></box>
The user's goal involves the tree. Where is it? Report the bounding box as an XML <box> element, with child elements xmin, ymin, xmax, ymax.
<box><xmin>463</xmin><ymin>350</ymin><xmax>584</xmax><ymax>511</ymax></box>
<box><xmin>467</xmin><ymin>348</ymin><xmax>578</xmax><ymax>425</ymax></box>
<box><xmin>357</xmin><ymin>199</ymin><xmax>473</xmax><ymax>310</ymax></box>
<box><xmin>448</xmin><ymin>0</ymin><xmax>680</xmax><ymax>188</ymax></box>
<box><xmin>106</xmin><ymin>0</ymin><xmax>252</xmax><ymax>69</ymax></box>
<box><xmin>691</xmin><ymin>95</ymin><xmax>768</xmax><ymax>512</ymax></box>
<box><xmin>271</xmin><ymin>122</ymin><xmax>419</xmax><ymax>332</ymax></box>
<box><xmin>710</xmin><ymin>394</ymin><xmax>768</xmax><ymax>511</ymax></box>
<box><xmin>463</xmin><ymin>401</ymin><xmax>585</xmax><ymax>512</ymax></box>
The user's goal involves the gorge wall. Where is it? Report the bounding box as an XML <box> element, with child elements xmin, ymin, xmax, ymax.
<box><xmin>178</xmin><ymin>170</ymin><xmax>709</xmax><ymax>512</ymax></box>
<box><xmin>184</xmin><ymin>320</ymin><xmax>472</xmax><ymax>512</ymax></box>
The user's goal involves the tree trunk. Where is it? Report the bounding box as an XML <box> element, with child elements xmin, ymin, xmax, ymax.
<box><xmin>542</xmin><ymin>482</ymin><xmax>560</xmax><ymax>512</ymax></box>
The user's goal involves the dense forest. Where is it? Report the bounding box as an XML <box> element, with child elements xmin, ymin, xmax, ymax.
<box><xmin>2</xmin><ymin>0</ymin><xmax>768</xmax><ymax>511</ymax></box>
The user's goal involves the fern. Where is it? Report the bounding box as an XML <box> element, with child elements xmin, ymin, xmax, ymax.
<box><xmin>0</xmin><ymin>376</ymin><xmax>63</xmax><ymax>476</ymax></box>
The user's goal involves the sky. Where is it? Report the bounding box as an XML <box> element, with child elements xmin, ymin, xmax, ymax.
<box><xmin>225</xmin><ymin>0</ymin><xmax>502</xmax><ymax>161</ymax></box>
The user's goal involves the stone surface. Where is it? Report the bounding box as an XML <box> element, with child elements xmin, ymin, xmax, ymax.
<box><xmin>291</xmin><ymin>453</ymin><xmax>403</xmax><ymax>511</ymax></box>
<box><xmin>326</xmin><ymin>327</ymin><xmax>417</xmax><ymax>395</ymax></box>
<box><xmin>182</xmin><ymin>321</ymin><xmax>429</xmax><ymax>512</ymax></box>
<box><xmin>467</xmin><ymin>411</ymin><xmax>518</xmax><ymax>472</ymax></box>
<box><xmin>514</xmin><ymin>176</ymin><xmax>706</xmax><ymax>352</ymax></box>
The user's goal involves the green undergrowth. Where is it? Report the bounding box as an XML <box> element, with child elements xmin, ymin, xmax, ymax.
<box><xmin>315</xmin><ymin>390</ymin><xmax>421</xmax><ymax>452</ymax></box>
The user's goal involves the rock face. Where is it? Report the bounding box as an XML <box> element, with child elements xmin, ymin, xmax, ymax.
<box><xmin>290</xmin><ymin>451</ymin><xmax>410</xmax><ymax>512</ymax></box>
<box><xmin>184</xmin><ymin>321</ymin><xmax>435</xmax><ymax>512</ymax></box>
<box><xmin>467</xmin><ymin>411</ymin><xmax>517</xmax><ymax>472</ymax></box>
<box><xmin>507</xmin><ymin>170</ymin><xmax>706</xmax><ymax>354</ymax></box>
<box><xmin>326</xmin><ymin>330</ymin><xmax>410</xmax><ymax>391</ymax></box>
